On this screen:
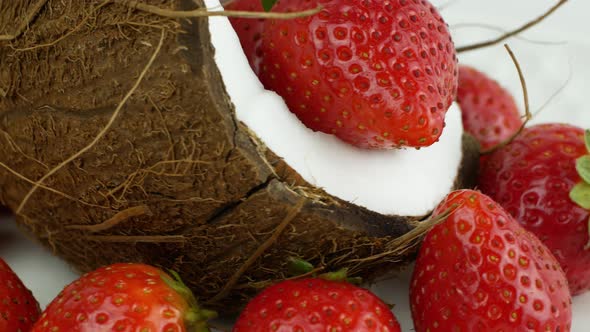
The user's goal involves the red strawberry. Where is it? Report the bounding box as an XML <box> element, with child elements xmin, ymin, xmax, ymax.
<box><xmin>456</xmin><ymin>65</ymin><xmax>522</xmax><ymax>151</ymax></box>
<box><xmin>233</xmin><ymin>277</ymin><xmax>401</xmax><ymax>331</ymax></box>
<box><xmin>242</xmin><ymin>0</ymin><xmax>458</xmax><ymax>149</ymax></box>
<box><xmin>479</xmin><ymin>124</ymin><xmax>590</xmax><ymax>295</ymax></box>
<box><xmin>0</xmin><ymin>258</ymin><xmax>40</xmax><ymax>331</ymax></box>
<box><xmin>32</xmin><ymin>263</ymin><xmax>215</xmax><ymax>332</ymax></box>
<box><xmin>225</xmin><ymin>0</ymin><xmax>266</xmax><ymax>71</ymax></box>
<box><xmin>410</xmin><ymin>190</ymin><xmax>572</xmax><ymax>331</ymax></box>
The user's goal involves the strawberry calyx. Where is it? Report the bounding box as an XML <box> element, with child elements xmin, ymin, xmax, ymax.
<box><xmin>286</xmin><ymin>258</ymin><xmax>362</xmax><ymax>284</ymax></box>
<box><xmin>319</xmin><ymin>268</ymin><xmax>349</xmax><ymax>282</ymax></box>
<box><xmin>287</xmin><ymin>257</ymin><xmax>315</xmax><ymax>276</ymax></box>
<box><xmin>161</xmin><ymin>270</ymin><xmax>216</xmax><ymax>332</ymax></box>
<box><xmin>319</xmin><ymin>268</ymin><xmax>363</xmax><ymax>285</ymax></box>
<box><xmin>261</xmin><ymin>0</ymin><xmax>278</xmax><ymax>11</ymax></box>
<box><xmin>571</xmin><ymin>129</ymin><xmax>590</xmax><ymax>207</ymax></box>
<box><xmin>570</xmin><ymin>129</ymin><xmax>590</xmax><ymax>208</ymax></box>
<box><xmin>570</xmin><ymin>129</ymin><xmax>590</xmax><ymax>249</ymax></box>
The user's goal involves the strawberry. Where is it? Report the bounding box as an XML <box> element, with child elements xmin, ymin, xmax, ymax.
<box><xmin>479</xmin><ymin>124</ymin><xmax>590</xmax><ymax>295</ymax></box>
<box><xmin>410</xmin><ymin>190</ymin><xmax>572</xmax><ymax>331</ymax></box>
<box><xmin>456</xmin><ymin>65</ymin><xmax>522</xmax><ymax>151</ymax></box>
<box><xmin>225</xmin><ymin>0</ymin><xmax>266</xmax><ymax>71</ymax></box>
<box><xmin>0</xmin><ymin>258</ymin><xmax>40</xmax><ymax>331</ymax></box>
<box><xmin>233</xmin><ymin>277</ymin><xmax>401</xmax><ymax>331</ymax></box>
<box><xmin>238</xmin><ymin>0</ymin><xmax>458</xmax><ymax>149</ymax></box>
<box><xmin>32</xmin><ymin>263</ymin><xmax>215</xmax><ymax>332</ymax></box>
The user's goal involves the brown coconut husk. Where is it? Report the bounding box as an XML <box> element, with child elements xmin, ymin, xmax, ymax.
<box><xmin>0</xmin><ymin>0</ymin><xmax>479</xmax><ymax>311</ymax></box>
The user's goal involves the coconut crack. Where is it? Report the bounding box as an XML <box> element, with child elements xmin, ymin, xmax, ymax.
<box><xmin>205</xmin><ymin>175</ymin><xmax>276</xmax><ymax>225</ymax></box>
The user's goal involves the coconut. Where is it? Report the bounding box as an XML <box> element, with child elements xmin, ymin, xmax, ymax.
<box><xmin>0</xmin><ymin>0</ymin><xmax>478</xmax><ymax>311</ymax></box>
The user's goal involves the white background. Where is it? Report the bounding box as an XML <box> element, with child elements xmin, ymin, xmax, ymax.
<box><xmin>0</xmin><ymin>0</ymin><xmax>589</xmax><ymax>330</ymax></box>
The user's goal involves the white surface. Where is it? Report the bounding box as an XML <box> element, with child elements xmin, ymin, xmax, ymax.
<box><xmin>0</xmin><ymin>215</ymin><xmax>78</xmax><ymax>308</ymax></box>
<box><xmin>206</xmin><ymin>0</ymin><xmax>465</xmax><ymax>217</ymax></box>
<box><xmin>0</xmin><ymin>0</ymin><xmax>589</xmax><ymax>330</ymax></box>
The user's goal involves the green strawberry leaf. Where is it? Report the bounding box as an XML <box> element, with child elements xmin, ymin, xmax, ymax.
<box><xmin>585</xmin><ymin>129</ymin><xmax>590</xmax><ymax>152</ymax></box>
<box><xmin>320</xmin><ymin>268</ymin><xmax>349</xmax><ymax>282</ymax></box>
<box><xmin>161</xmin><ymin>270</ymin><xmax>216</xmax><ymax>332</ymax></box>
<box><xmin>577</xmin><ymin>155</ymin><xmax>590</xmax><ymax>184</ymax></box>
<box><xmin>571</xmin><ymin>181</ymin><xmax>590</xmax><ymax>210</ymax></box>
<box><xmin>261</xmin><ymin>0</ymin><xmax>278</xmax><ymax>11</ymax></box>
<box><xmin>287</xmin><ymin>257</ymin><xmax>314</xmax><ymax>276</ymax></box>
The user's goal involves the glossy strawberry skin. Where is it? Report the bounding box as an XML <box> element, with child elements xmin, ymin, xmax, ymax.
<box><xmin>410</xmin><ymin>190</ymin><xmax>572</xmax><ymax>332</ymax></box>
<box><xmin>233</xmin><ymin>278</ymin><xmax>401</xmax><ymax>331</ymax></box>
<box><xmin>32</xmin><ymin>263</ymin><xmax>193</xmax><ymax>332</ymax></box>
<box><xmin>479</xmin><ymin>124</ymin><xmax>590</xmax><ymax>295</ymax></box>
<box><xmin>225</xmin><ymin>0</ymin><xmax>266</xmax><ymax>71</ymax></box>
<box><xmin>0</xmin><ymin>258</ymin><xmax>40</xmax><ymax>332</ymax></box>
<box><xmin>250</xmin><ymin>0</ymin><xmax>457</xmax><ymax>149</ymax></box>
<box><xmin>457</xmin><ymin>65</ymin><xmax>522</xmax><ymax>151</ymax></box>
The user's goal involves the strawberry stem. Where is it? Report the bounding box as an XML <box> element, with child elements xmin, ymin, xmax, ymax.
<box><xmin>482</xmin><ymin>45</ymin><xmax>531</xmax><ymax>155</ymax></box>
<box><xmin>456</xmin><ymin>0</ymin><xmax>568</xmax><ymax>53</ymax></box>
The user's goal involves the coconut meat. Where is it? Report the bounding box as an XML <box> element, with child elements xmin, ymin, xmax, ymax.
<box><xmin>205</xmin><ymin>0</ymin><xmax>465</xmax><ymax>217</ymax></box>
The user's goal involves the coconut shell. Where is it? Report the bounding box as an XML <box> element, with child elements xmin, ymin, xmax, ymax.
<box><xmin>0</xmin><ymin>0</ymin><xmax>479</xmax><ymax>311</ymax></box>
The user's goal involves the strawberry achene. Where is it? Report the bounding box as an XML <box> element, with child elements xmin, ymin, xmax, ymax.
<box><xmin>238</xmin><ymin>0</ymin><xmax>458</xmax><ymax>149</ymax></box>
<box><xmin>411</xmin><ymin>190</ymin><xmax>572</xmax><ymax>331</ymax></box>
<box><xmin>480</xmin><ymin>123</ymin><xmax>590</xmax><ymax>295</ymax></box>
<box><xmin>32</xmin><ymin>263</ymin><xmax>214</xmax><ymax>332</ymax></box>
<box><xmin>457</xmin><ymin>65</ymin><xmax>522</xmax><ymax>151</ymax></box>
<box><xmin>0</xmin><ymin>258</ymin><xmax>40</xmax><ymax>332</ymax></box>
<box><xmin>234</xmin><ymin>278</ymin><xmax>401</xmax><ymax>331</ymax></box>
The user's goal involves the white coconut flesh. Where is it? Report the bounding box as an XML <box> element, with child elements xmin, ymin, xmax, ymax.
<box><xmin>204</xmin><ymin>0</ymin><xmax>465</xmax><ymax>217</ymax></box>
